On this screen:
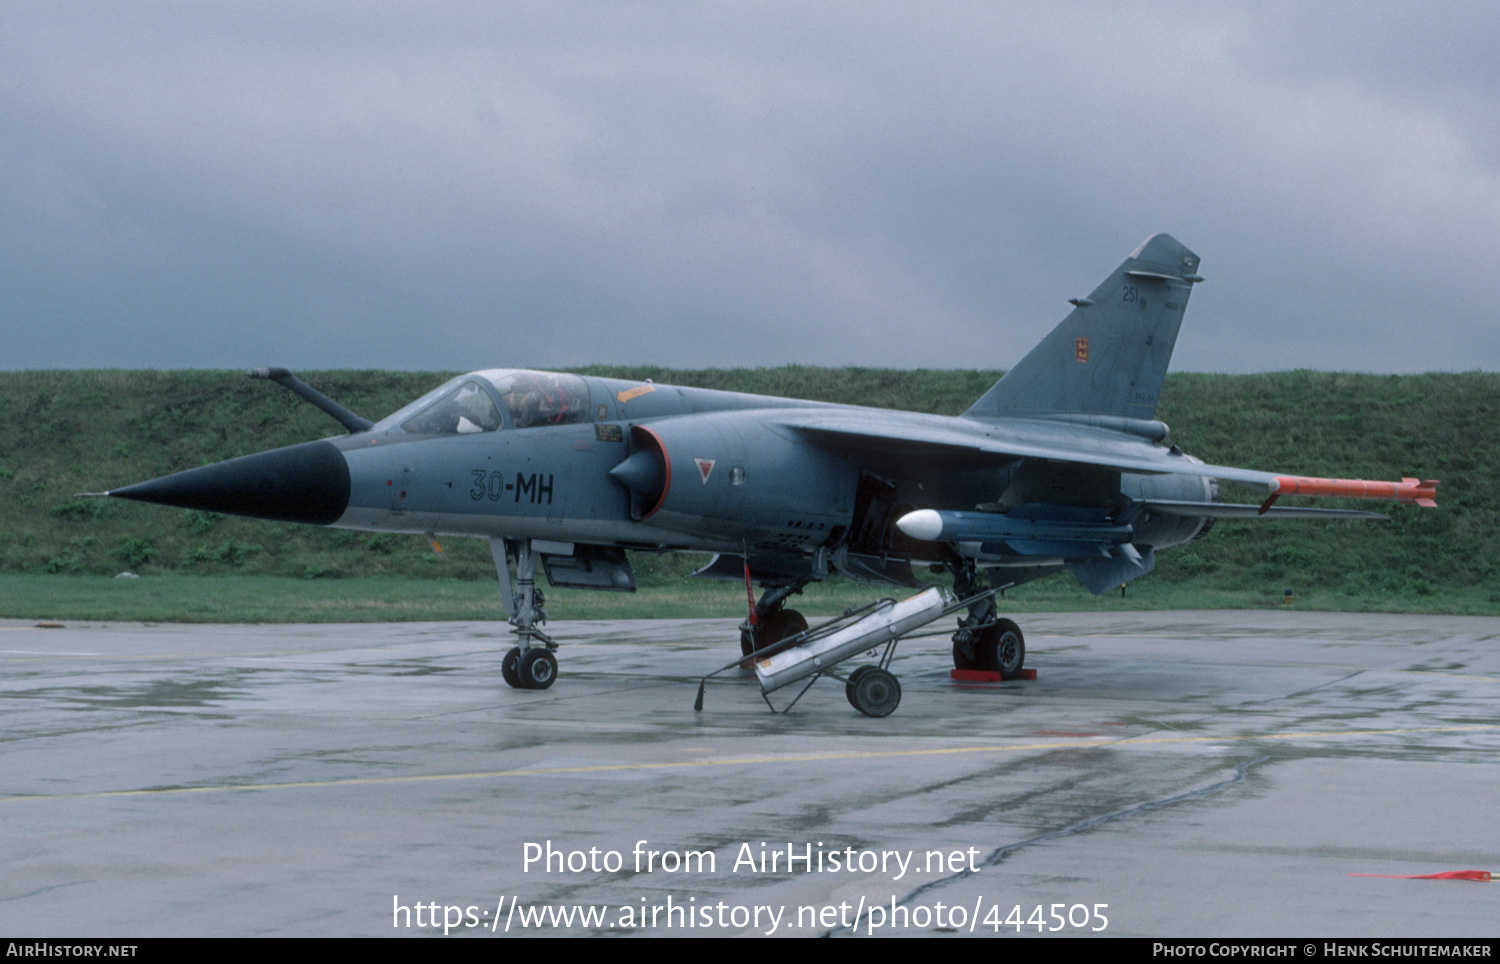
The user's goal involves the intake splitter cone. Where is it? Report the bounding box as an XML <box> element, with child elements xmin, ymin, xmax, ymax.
<box><xmin>110</xmin><ymin>440</ymin><xmax>351</xmax><ymax>526</ymax></box>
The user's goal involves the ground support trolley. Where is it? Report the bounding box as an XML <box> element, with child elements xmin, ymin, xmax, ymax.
<box><xmin>694</xmin><ymin>586</ymin><xmax>999</xmax><ymax>718</ymax></box>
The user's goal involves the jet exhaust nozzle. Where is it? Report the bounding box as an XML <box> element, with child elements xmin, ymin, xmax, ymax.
<box><xmin>109</xmin><ymin>440</ymin><xmax>351</xmax><ymax>525</ymax></box>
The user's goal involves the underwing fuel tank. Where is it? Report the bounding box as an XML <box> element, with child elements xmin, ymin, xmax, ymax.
<box><xmin>894</xmin><ymin>464</ymin><xmax>1222</xmax><ymax>561</ymax></box>
<box><xmin>893</xmin><ymin>508</ymin><xmax>1132</xmax><ymax>547</ymax></box>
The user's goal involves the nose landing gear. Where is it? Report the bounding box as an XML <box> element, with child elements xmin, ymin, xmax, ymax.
<box><xmin>502</xmin><ymin>644</ymin><xmax>558</xmax><ymax>690</ymax></box>
<box><xmin>493</xmin><ymin>537</ymin><xmax>558</xmax><ymax>690</ymax></box>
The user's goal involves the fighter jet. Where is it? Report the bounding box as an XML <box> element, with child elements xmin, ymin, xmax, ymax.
<box><xmin>103</xmin><ymin>234</ymin><xmax>1437</xmax><ymax>691</ymax></box>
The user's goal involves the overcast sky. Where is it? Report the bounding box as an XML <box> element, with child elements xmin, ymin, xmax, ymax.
<box><xmin>2</xmin><ymin>2</ymin><xmax>1496</xmax><ymax>374</ymax></box>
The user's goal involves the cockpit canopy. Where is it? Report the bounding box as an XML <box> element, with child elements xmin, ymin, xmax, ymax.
<box><xmin>374</xmin><ymin>369</ymin><xmax>592</xmax><ymax>436</ymax></box>
<box><xmin>399</xmin><ymin>379</ymin><xmax>503</xmax><ymax>435</ymax></box>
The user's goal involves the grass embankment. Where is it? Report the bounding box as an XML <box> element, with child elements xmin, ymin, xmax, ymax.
<box><xmin>5</xmin><ymin>574</ymin><xmax>1497</xmax><ymax>625</ymax></box>
<box><xmin>1</xmin><ymin>368</ymin><xmax>1496</xmax><ymax>621</ymax></box>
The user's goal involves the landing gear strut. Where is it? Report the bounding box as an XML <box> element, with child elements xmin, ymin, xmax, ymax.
<box><xmin>945</xmin><ymin>550</ymin><xmax>1026</xmax><ymax>679</ymax></box>
<box><xmin>492</xmin><ymin>538</ymin><xmax>559</xmax><ymax>690</ymax></box>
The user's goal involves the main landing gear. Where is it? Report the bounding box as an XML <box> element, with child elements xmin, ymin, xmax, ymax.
<box><xmin>740</xmin><ymin>581</ymin><xmax>811</xmax><ymax>659</ymax></box>
<box><xmin>952</xmin><ymin>618</ymin><xmax>1026</xmax><ymax>677</ymax></box>
<box><xmin>492</xmin><ymin>537</ymin><xmax>559</xmax><ymax>690</ymax></box>
<box><xmin>945</xmin><ymin>552</ymin><xmax>1026</xmax><ymax>679</ymax></box>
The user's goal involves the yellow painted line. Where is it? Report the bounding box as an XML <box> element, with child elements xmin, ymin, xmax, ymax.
<box><xmin>4</xmin><ymin>723</ymin><xmax>1496</xmax><ymax>804</ymax></box>
<box><xmin>1402</xmin><ymin>669</ymin><xmax>1500</xmax><ymax>683</ymax></box>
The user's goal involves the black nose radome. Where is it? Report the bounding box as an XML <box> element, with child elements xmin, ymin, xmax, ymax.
<box><xmin>110</xmin><ymin>440</ymin><xmax>351</xmax><ymax>526</ymax></box>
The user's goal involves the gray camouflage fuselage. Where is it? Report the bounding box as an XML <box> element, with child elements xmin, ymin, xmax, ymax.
<box><xmin>110</xmin><ymin>233</ymin><xmax>1419</xmax><ymax>602</ymax></box>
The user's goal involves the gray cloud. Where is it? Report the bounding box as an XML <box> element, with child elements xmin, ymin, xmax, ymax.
<box><xmin>2</xmin><ymin>1</ymin><xmax>1496</xmax><ymax>373</ymax></box>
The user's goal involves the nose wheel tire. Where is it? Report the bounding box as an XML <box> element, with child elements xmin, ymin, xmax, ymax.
<box><xmin>846</xmin><ymin>666</ymin><xmax>901</xmax><ymax>717</ymax></box>
<box><xmin>502</xmin><ymin>646</ymin><xmax>522</xmax><ymax>688</ymax></box>
<box><xmin>520</xmin><ymin>648</ymin><xmax>557</xmax><ymax>689</ymax></box>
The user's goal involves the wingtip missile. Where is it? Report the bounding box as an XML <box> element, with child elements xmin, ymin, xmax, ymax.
<box><xmin>1259</xmin><ymin>475</ymin><xmax>1439</xmax><ymax>514</ymax></box>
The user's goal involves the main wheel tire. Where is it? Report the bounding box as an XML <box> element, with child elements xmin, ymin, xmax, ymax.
<box><xmin>993</xmin><ymin>619</ymin><xmax>1025</xmax><ymax>679</ymax></box>
<box><xmin>743</xmin><ymin>608</ymin><xmax>808</xmax><ymax>657</ymax></box>
<box><xmin>848</xmin><ymin>667</ymin><xmax>901</xmax><ymax>718</ymax></box>
<box><xmin>518</xmin><ymin>648</ymin><xmax>557</xmax><ymax>690</ymax></box>
<box><xmin>956</xmin><ymin>619</ymin><xmax>1026</xmax><ymax>677</ymax></box>
<box><xmin>952</xmin><ymin>638</ymin><xmax>982</xmax><ymax>671</ymax></box>
<box><xmin>764</xmin><ymin>608</ymin><xmax>808</xmax><ymax>643</ymax></box>
<box><xmin>502</xmin><ymin>646</ymin><xmax>523</xmax><ymax>688</ymax></box>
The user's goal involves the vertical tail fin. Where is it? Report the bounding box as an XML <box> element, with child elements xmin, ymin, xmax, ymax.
<box><xmin>965</xmin><ymin>234</ymin><xmax>1202</xmax><ymax>421</ymax></box>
